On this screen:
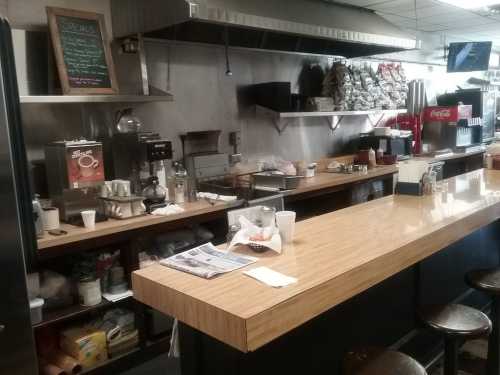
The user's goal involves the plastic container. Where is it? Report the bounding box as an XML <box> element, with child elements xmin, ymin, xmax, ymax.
<box><xmin>275</xmin><ymin>211</ymin><xmax>296</xmax><ymax>244</ymax></box>
<box><xmin>78</xmin><ymin>277</ymin><xmax>102</xmax><ymax>307</ymax></box>
<box><xmin>29</xmin><ymin>298</ymin><xmax>44</xmax><ymax>324</ymax></box>
<box><xmin>26</xmin><ymin>273</ymin><xmax>40</xmax><ymax>300</ymax></box>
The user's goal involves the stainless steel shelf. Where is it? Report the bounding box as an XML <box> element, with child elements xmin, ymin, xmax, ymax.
<box><xmin>20</xmin><ymin>94</ymin><xmax>174</xmax><ymax>104</ymax></box>
<box><xmin>256</xmin><ymin>105</ymin><xmax>407</xmax><ymax>133</ymax></box>
<box><xmin>257</xmin><ymin>105</ymin><xmax>407</xmax><ymax>119</ymax></box>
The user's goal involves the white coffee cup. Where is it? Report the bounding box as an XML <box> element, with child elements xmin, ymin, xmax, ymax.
<box><xmin>111</xmin><ymin>180</ymin><xmax>122</xmax><ymax>196</ymax></box>
<box><xmin>42</xmin><ymin>207</ymin><xmax>60</xmax><ymax>231</ymax></box>
<box><xmin>117</xmin><ymin>180</ymin><xmax>131</xmax><ymax>197</ymax></box>
<box><xmin>100</xmin><ymin>181</ymin><xmax>113</xmax><ymax>198</ymax></box>
<box><xmin>81</xmin><ymin>210</ymin><xmax>96</xmax><ymax>230</ymax></box>
<box><xmin>275</xmin><ymin>211</ymin><xmax>296</xmax><ymax>244</ymax></box>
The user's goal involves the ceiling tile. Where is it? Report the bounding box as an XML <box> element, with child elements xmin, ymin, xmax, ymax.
<box><xmin>333</xmin><ymin>0</ymin><xmax>500</xmax><ymax>48</ymax></box>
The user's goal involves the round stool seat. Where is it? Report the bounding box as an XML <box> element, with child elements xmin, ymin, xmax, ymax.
<box><xmin>344</xmin><ymin>347</ymin><xmax>427</xmax><ymax>375</ymax></box>
<box><xmin>420</xmin><ymin>304</ymin><xmax>491</xmax><ymax>338</ymax></box>
<box><xmin>466</xmin><ymin>268</ymin><xmax>500</xmax><ymax>295</ymax></box>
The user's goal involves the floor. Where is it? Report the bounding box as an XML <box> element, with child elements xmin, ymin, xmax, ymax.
<box><xmin>121</xmin><ymin>355</ymin><xmax>180</xmax><ymax>375</ymax></box>
<box><xmin>430</xmin><ymin>339</ymin><xmax>488</xmax><ymax>375</ymax></box>
<box><xmin>120</xmin><ymin>339</ymin><xmax>489</xmax><ymax>375</ymax></box>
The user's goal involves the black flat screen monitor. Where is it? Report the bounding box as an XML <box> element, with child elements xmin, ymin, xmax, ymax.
<box><xmin>447</xmin><ymin>42</ymin><xmax>492</xmax><ymax>73</ymax></box>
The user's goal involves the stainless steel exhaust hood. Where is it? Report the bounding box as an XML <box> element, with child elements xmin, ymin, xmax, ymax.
<box><xmin>111</xmin><ymin>0</ymin><xmax>420</xmax><ymax>57</ymax></box>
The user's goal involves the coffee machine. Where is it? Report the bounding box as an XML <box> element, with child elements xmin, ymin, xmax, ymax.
<box><xmin>45</xmin><ymin>140</ymin><xmax>105</xmax><ymax>223</ymax></box>
<box><xmin>106</xmin><ymin>132</ymin><xmax>173</xmax><ymax>195</ymax></box>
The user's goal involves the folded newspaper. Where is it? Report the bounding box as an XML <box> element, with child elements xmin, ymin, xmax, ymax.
<box><xmin>160</xmin><ymin>242</ymin><xmax>258</xmax><ymax>279</ymax></box>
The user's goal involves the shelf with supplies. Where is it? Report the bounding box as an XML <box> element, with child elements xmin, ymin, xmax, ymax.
<box><xmin>80</xmin><ymin>334</ymin><xmax>171</xmax><ymax>375</ymax></box>
<box><xmin>33</xmin><ymin>296</ymin><xmax>133</xmax><ymax>329</ymax></box>
<box><xmin>19</xmin><ymin>94</ymin><xmax>174</xmax><ymax>104</ymax></box>
<box><xmin>256</xmin><ymin>105</ymin><xmax>407</xmax><ymax>134</ymax></box>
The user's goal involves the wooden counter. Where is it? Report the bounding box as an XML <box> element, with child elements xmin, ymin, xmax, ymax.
<box><xmin>37</xmin><ymin>167</ymin><xmax>397</xmax><ymax>251</ymax></box>
<box><xmin>286</xmin><ymin>164</ymin><xmax>397</xmax><ymax>197</ymax></box>
<box><xmin>412</xmin><ymin>149</ymin><xmax>485</xmax><ymax>163</ymax></box>
<box><xmin>133</xmin><ymin>169</ymin><xmax>500</xmax><ymax>353</ymax></box>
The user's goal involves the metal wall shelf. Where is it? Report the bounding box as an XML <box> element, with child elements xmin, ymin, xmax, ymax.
<box><xmin>20</xmin><ymin>94</ymin><xmax>174</xmax><ymax>104</ymax></box>
<box><xmin>256</xmin><ymin>105</ymin><xmax>407</xmax><ymax>133</ymax></box>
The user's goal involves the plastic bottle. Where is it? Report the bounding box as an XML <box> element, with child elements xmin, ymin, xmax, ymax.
<box><xmin>368</xmin><ymin>148</ymin><xmax>377</xmax><ymax>169</ymax></box>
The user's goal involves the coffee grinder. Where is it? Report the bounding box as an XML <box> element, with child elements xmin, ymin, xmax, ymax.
<box><xmin>106</xmin><ymin>132</ymin><xmax>173</xmax><ymax>212</ymax></box>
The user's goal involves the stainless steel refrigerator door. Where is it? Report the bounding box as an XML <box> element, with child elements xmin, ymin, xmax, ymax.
<box><xmin>0</xmin><ymin>17</ymin><xmax>38</xmax><ymax>375</ymax></box>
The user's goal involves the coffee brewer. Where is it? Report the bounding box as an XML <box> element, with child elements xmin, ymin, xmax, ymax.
<box><xmin>105</xmin><ymin>132</ymin><xmax>173</xmax><ymax>210</ymax></box>
<box><xmin>45</xmin><ymin>140</ymin><xmax>105</xmax><ymax>223</ymax></box>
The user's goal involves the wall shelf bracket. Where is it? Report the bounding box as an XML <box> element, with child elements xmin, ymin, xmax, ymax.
<box><xmin>273</xmin><ymin>118</ymin><xmax>291</xmax><ymax>134</ymax></box>
<box><xmin>327</xmin><ymin>115</ymin><xmax>343</xmax><ymax>131</ymax></box>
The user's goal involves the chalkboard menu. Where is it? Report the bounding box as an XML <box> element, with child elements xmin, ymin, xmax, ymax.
<box><xmin>47</xmin><ymin>7</ymin><xmax>118</xmax><ymax>95</ymax></box>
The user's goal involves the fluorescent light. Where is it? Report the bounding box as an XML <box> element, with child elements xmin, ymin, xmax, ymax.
<box><xmin>438</xmin><ymin>0</ymin><xmax>500</xmax><ymax>9</ymax></box>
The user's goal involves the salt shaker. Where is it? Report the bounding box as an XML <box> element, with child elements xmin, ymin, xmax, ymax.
<box><xmin>260</xmin><ymin>206</ymin><xmax>276</xmax><ymax>227</ymax></box>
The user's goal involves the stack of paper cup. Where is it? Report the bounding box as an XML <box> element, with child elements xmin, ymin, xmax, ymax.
<box><xmin>275</xmin><ymin>211</ymin><xmax>296</xmax><ymax>244</ymax></box>
<box><xmin>42</xmin><ymin>207</ymin><xmax>60</xmax><ymax>231</ymax></box>
<box><xmin>81</xmin><ymin>210</ymin><xmax>96</xmax><ymax>230</ymax></box>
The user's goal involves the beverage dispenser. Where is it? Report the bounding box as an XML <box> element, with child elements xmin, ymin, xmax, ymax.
<box><xmin>45</xmin><ymin>140</ymin><xmax>105</xmax><ymax>223</ymax></box>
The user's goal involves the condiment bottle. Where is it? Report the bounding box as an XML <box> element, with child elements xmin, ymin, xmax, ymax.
<box><xmin>174</xmin><ymin>162</ymin><xmax>188</xmax><ymax>204</ymax></box>
<box><xmin>368</xmin><ymin>148</ymin><xmax>377</xmax><ymax>169</ymax></box>
<box><xmin>376</xmin><ymin>147</ymin><xmax>384</xmax><ymax>163</ymax></box>
<box><xmin>485</xmin><ymin>153</ymin><xmax>493</xmax><ymax>169</ymax></box>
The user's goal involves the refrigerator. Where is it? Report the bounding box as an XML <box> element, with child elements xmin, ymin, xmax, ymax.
<box><xmin>0</xmin><ymin>16</ymin><xmax>39</xmax><ymax>375</ymax></box>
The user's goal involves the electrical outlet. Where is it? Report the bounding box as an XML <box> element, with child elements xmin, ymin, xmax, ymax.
<box><xmin>229</xmin><ymin>131</ymin><xmax>241</xmax><ymax>146</ymax></box>
<box><xmin>230</xmin><ymin>153</ymin><xmax>242</xmax><ymax>165</ymax></box>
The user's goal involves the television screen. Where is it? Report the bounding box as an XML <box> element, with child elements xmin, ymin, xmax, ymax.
<box><xmin>447</xmin><ymin>42</ymin><xmax>492</xmax><ymax>73</ymax></box>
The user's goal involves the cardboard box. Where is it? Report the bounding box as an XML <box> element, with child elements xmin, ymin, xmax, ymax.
<box><xmin>60</xmin><ymin>327</ymin><xmax>108</xmax><ymax>369</ymax></box>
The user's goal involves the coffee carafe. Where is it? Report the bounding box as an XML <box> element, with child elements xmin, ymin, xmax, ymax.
<box><xmin>142</xmin><ymin>176</ymin><xmax>168</xmax><ymax>212</ymax></box>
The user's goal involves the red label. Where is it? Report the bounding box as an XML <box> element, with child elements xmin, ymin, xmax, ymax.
<box><xmin>66</xmin><ymin>144</ymin><xmax>105</xmax><ymax>188</ymax></box>
<box><xmin>424</xmin><ymin>105</ymin><xmax>472</xmax><ymax>122</ymax></box>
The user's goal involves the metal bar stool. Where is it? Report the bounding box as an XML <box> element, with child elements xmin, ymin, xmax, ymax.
<box><xmin>466</xmin><ymin>268</ymin><xmax>500</xmax><ymax>375</ymax></box>
<box><xmin>344</xmin><ymin>347</ymin><xmax>427</xmax><ymax>375</ymax></box>
<box><xmin>419</xmin><ymin>304</ymin><xmax>492</xmax><ymax>375</ymax></box>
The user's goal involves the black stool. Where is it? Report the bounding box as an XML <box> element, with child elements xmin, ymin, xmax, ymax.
<box><xmin>466</xmin><ymin>268</ymin><xmax>500</xmax><ymax>375</ymax></box>
<box><xmin>420</xmin><ymin>303</ymin><xmax>492</xmax><ymax>375</ymax></box>
<box><xmin>344</xmin><ymin>347</ymin><xmax>427</xmax><ymax>375</ymax></box>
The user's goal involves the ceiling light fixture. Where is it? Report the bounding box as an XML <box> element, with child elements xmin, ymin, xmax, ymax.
<box><xmin>437</xmin><ymin>0</ymin><xmax>500</xmax><ymax>9</ymax></box>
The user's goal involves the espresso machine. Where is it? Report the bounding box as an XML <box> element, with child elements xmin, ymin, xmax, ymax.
<box><xmin>106</xmin><ymin>132</ymin><xmax>173</xmax><ymax>211</ymax></box>
<box><xmin>45</xmin><ymin>140</ymin><xmax>106</xmax><ymax>223</ymax></box>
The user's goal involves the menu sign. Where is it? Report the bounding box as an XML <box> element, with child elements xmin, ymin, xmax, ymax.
<box><xmin>47</xmin><ymin>7</ymin><xmax>118</xmax><ymax>95</ymax></box>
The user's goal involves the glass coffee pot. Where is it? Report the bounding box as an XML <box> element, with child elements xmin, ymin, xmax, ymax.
<box><xmin>115</xmin><ymin>108</ymin><xmax>142</xmax><ymax>134</ymax></box>
<box><xmin>142</xmin><ymin>176</ymin><xmax>168</xmax><ymax>212</ymax></box>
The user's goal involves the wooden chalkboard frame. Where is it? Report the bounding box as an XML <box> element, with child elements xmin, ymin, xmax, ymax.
<box><xmin>47</xmin><ymin>7</ymin><xmax>119</xmax><ymax>95</ymax></box>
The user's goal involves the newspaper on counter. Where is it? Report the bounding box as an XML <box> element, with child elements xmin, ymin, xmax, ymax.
<box><xmin>160</xmin><ymin>242</ymin><xmax>258</xmax><ymax>279</ymax></box>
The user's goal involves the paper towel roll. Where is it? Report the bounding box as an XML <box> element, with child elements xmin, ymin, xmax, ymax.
<box><xmin>42</xmin><ymin>207</ymin><xmax>60</xmax><ymax>231</ymax></box>
<box><xmin>45</xmin><ymin>351</ymin><xmax>82</xmax><ymax>374</ymax></box>
<box><xmin>39</xmin><ymin>358</ymin><xmax>67</xmax><ymax>375</ymax></box>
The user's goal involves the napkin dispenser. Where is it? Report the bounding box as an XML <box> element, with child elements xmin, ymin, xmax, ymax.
<box><xmin>396</xmin><ymin>161</ymin><xmax>429</xmax><ymax>196</ymax></box>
